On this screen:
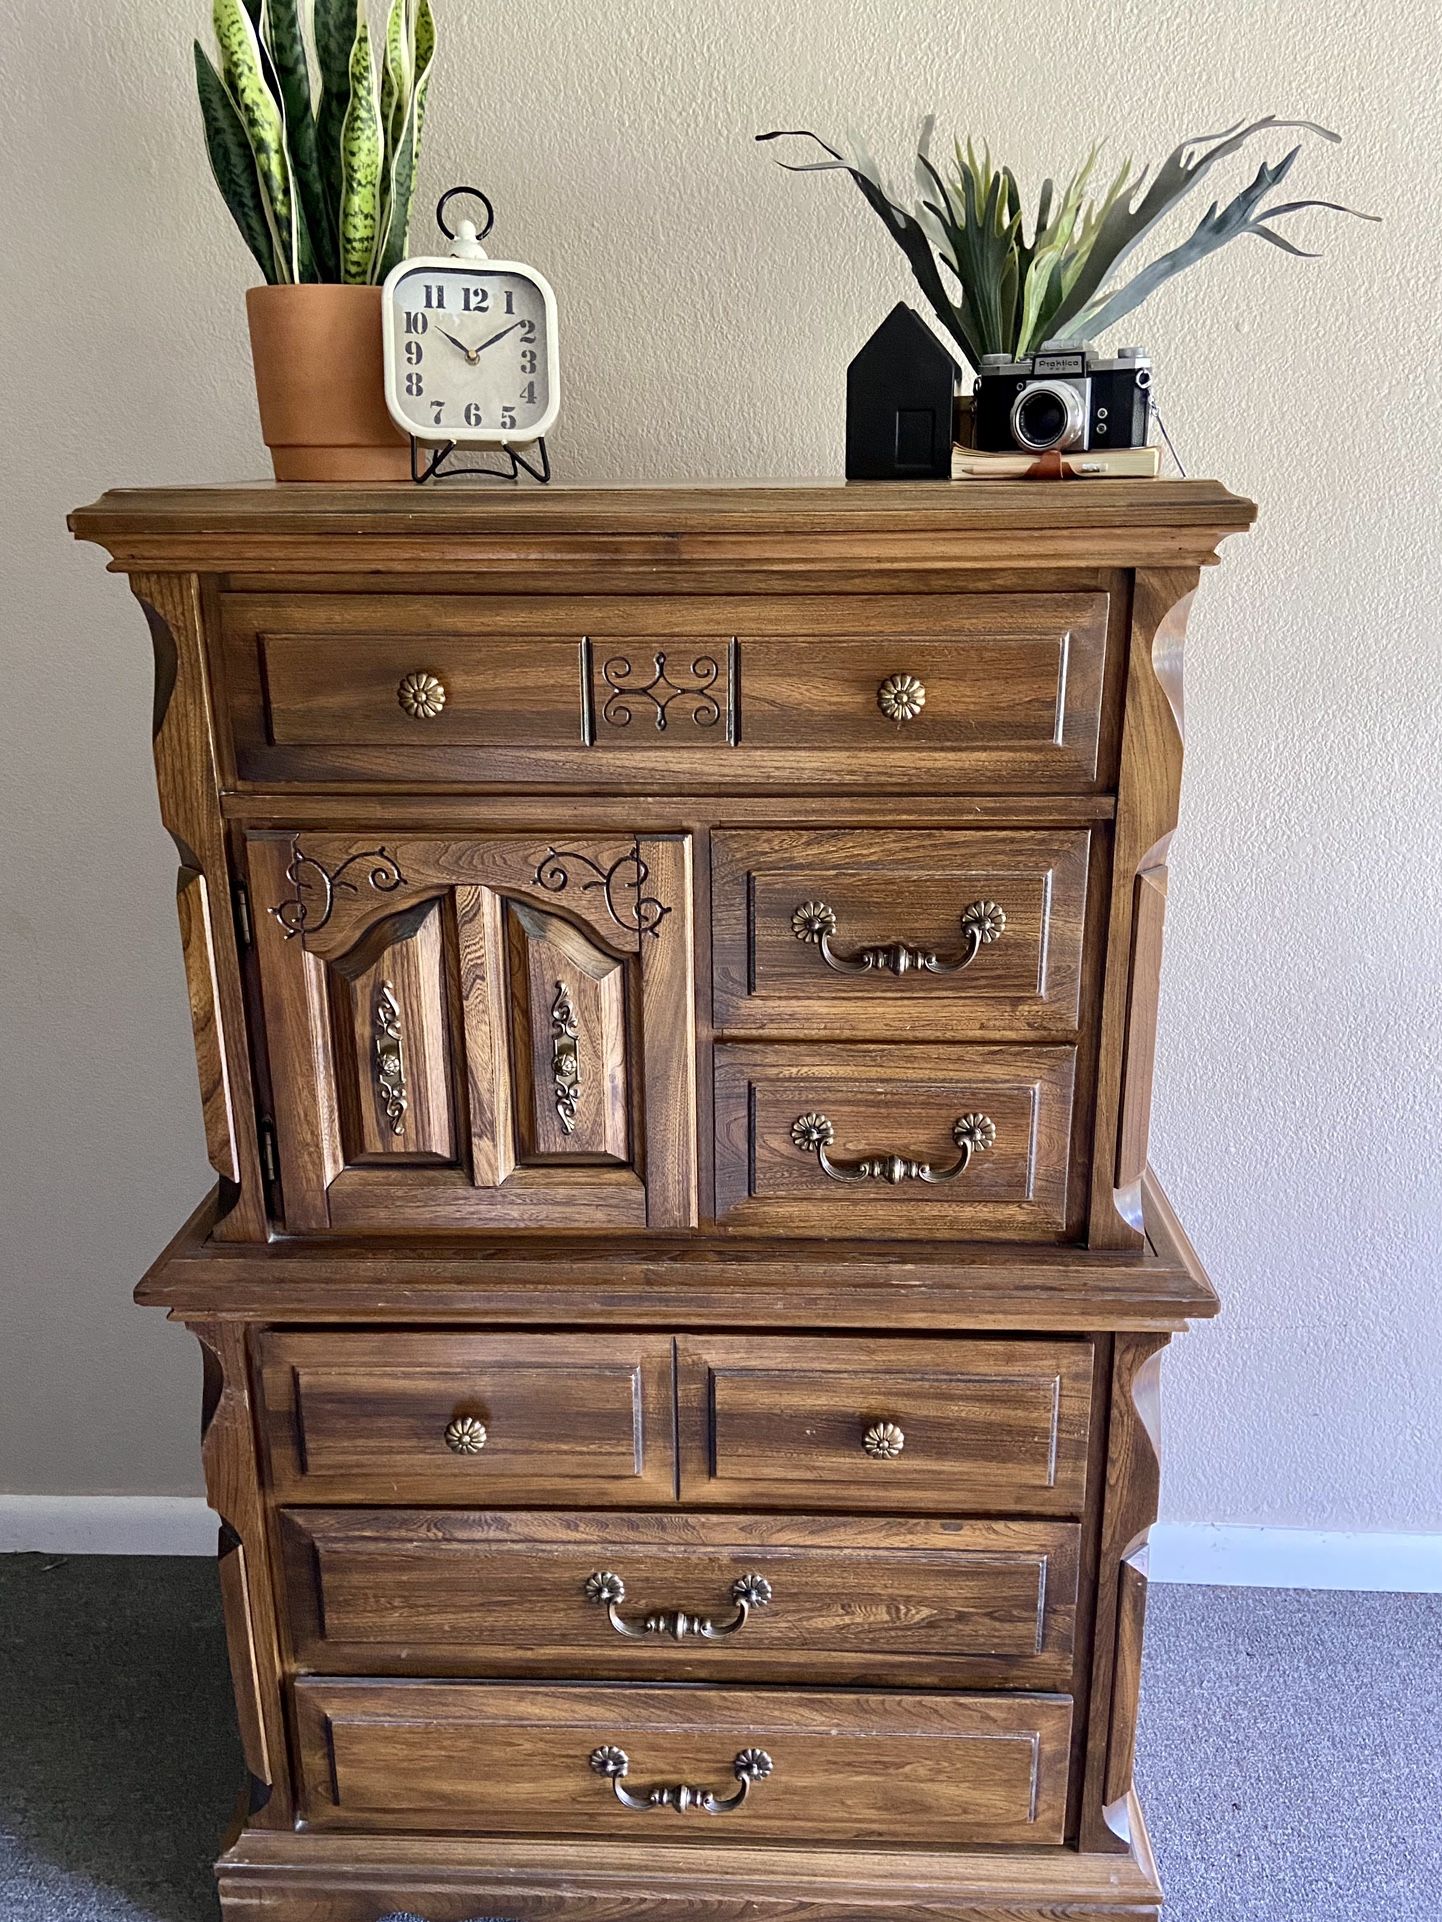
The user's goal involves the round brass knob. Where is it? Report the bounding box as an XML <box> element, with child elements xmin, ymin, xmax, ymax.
<box><xmin>444</xmin><ymin>1414</ymin><xmax>487</xmax><ymax>1455</ymax></box>
<box><xmin>397</xmin><ymin>670</ymin><xmax>446</xmax><ymax>719</ymax></box>
<box><xmin>877</xmin><ymin>673</ymin><xmax>925</xmax><ymax>723</ymax></box>
<box><xmin>863</xmin><ymin>1420</ymin><xmax>906</xmax><ymax>1460</ymax></box>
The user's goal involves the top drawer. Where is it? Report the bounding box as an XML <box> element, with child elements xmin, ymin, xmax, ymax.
<box><xmin>218</xmin><ymin>592</ymin><xmax>1113</xmax><ymax>790</ymax></box>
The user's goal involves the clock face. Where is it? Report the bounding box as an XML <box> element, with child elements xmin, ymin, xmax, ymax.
<box><xmin>384</xmin><ymin>261</ymin><xmax>557</xmax><ymax>442</ymax></box>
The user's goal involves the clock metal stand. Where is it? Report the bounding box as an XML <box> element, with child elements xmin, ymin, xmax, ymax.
<box><xmin>409</xmin><ymin>434</ymin><xmax>551</xmax><ymax>484</ymax></box>
<box><xmin>394</xmin><ymin>186</ymin><xmax>555</xmax><ymax>486</ymax></box>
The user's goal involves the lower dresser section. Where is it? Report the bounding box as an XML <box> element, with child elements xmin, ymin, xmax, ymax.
<box><xmin>293</xmin><ymin>1680</ymin><xmax>1074</xmax><ymax>1846</ymax></box>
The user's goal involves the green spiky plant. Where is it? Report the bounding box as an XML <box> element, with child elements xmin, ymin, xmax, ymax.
<box><xmin>195</xmin><ymin>0</ymin><xmax>436</xmax><ymax>285</ymax></box>
<box><xmin>758</xmin><ymin>117</ymin><xmax>1376</xmax><ymax>370</ymax></box>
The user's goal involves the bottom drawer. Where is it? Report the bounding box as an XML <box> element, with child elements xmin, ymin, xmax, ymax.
<box><xmin>294</xmin><ymin>1680</ymin><xmax>1072</xmax><ymax>1846</ymax></box>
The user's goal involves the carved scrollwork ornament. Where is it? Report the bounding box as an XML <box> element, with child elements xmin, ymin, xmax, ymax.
<box><xmin>270</xmin><ymin>841</ymin><xmax>406</xmax><ymax>941</ymax></box>
<box><xmin>599</xmin><ymin>650</ymin><xmax>723</xmax><ymax>733</ymax></box>
<box><xmin>533</xmin><ymin>841</ymin><xmax>671</xmax><ymax>939</ymax></box>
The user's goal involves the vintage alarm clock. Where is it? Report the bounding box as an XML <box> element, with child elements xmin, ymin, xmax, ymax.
<box><xmin>382</xmin><ymin>187</ymin><xmax>559</xmax><ymax>481</ymax></box>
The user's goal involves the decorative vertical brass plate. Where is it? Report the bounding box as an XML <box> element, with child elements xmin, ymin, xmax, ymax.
<box><xmin>373</xmin><ymin>980</ymin><xmax>407</xmax><ymax>1137</ymax></box>
<box><xmin>551</xmin><ymin>980</ymin><xmax>581</xmax><ymax>1133</ymax></box>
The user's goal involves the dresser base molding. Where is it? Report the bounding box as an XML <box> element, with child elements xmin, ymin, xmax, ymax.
<box><xmin>214</xmin><ymin>1813</ymin><xmax>1162</xmax><ymax>1921</ymax></box>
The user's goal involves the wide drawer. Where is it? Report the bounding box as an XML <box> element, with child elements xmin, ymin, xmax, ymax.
<box><xmin>279</xmin><ymin>1509</ymin><xmax>1081</xmax><ymax>1688</ymax></box>
<box><xmin>713</xmin><ymin>1042</ymin><xmax>1077</xmax><ymax>1238</ymax></box>
<box><xmin>293</xmin><ymin>1679</ymin><xmax>1073</xmax><ymax>1844</ymax></box>
<box><xmin>678</xmin><ymin>1336</ymin><xmax>1093</xmax><ymax>1515</ymax></box>
<box><xmin>258</xmin><ymin>1332</ymin><xmax>675</xmax><ymax>1505</ymax></box>
<box><xmin>712</xmin><ymin>827</ymin><xmax>1093</xmax><ymax>1040</ymax></box>
<box><xmin>219</xmin><ymin>591</ymin><xmax>1111</xmax><ymax>789</ymax></box>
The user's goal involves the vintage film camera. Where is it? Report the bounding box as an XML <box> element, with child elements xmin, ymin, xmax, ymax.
<box><xmin>971</xmin><ymin>343</ymin><xmax>1153</xmax><ymax>454</ymax></box>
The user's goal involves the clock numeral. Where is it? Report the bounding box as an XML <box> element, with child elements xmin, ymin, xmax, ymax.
<box><xmin>462</xmin><ymin>285</ymin><xmax>490</xmax><ymax>313</ymax></box>
<box><xmin>431</xmin><ymin>399</ymin><xmax>447</xmax><ymax>425</ymax></box>
<box><xmin>464</xmin><ymin>401</ymin><xmax>484</xmax><ymax>428</ymax></box>
<box><xmin>405</xmin><ymin>371</ymin><xmax>424</xmax><ymax>397</ymax></box>
<box><xmin>520</xmin><ymin>348</ymin><xmax>537</xmax><ymax>374</ymax></box>
<box><xmin>422</xmin><ymin>283</ymin><xmax>447</xmax><ymax>309</ymax></box>
<box><xmin>503</xmin><ymin>289</ymin><xmax>516</xmax><ymax>315</ymax></box>
<box><xmin>404</xmin><ymin>340</ymin><xmax>423</xmax><ymax>366</ymax></box>
<box><xmin>521</xmin><ymin>380</ymin><xmax>538</xmax><ymax>405</ymax></box>
<box><xmin>518</xmin><ymin>317</ymin><xmax>536</xmax><ymax>343</ymax></box>
<box><xmin>404</xmin><ymin>310</ymin><xmax>428</xmax><ymax>335</ymax></box>
<box><xmin>500</xmin><ymin>405</ymin><xmax>517</xmax><ymax>429</ymax></box>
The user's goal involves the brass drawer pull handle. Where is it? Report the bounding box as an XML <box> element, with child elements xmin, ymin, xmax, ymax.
<box><xmin>589</xmin><ymin>1744</ymin><xmax>773</xmax><ymax>1813</ymax></box>
<box><xmin>863</xmin><ymin>1420</ymin><xmax>906</xmax><ymax>1459</ymax></box>
<box><xmin>397</xmin><ymin>670</ymin><xmax>446</xmax><ymax>719</ymax></box>
<box><xmin>877</xmin><ymin>672</ymin><xmax>925</xmax><ymax>722</ymax></box>
<box><xmin>443</xmin><ymin>1414</ymin><xmax>488</xmax><ymax>1454</ymax></box>
<box><xmin>790</xmin><ymin>1110</ymin><xmax>997</xmax><ymax>1184</ymax></box>
<box><xmin>584</xmin><ymin>1570</ymin><xmax>772</xmax><ymax>1641</ymax></box>
<box><xmin>792</xmin><ymin>898</ymin><xmax>1006</xmax><ymax>976</ymax></box>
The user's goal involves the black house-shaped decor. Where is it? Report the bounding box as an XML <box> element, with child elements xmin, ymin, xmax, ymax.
<box><xmin>845</xmin><ymin>303</ymin><xmax>959</xmax><ymax>480</ymax></box>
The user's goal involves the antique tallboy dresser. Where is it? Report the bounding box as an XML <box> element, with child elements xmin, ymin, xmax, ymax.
<box><xmin>71</xmin><ymin>479</ymin><xmax>1253</xmax><ymax>1922</ymax></box>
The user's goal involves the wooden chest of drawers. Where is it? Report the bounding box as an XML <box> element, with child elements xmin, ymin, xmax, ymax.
<box><xmin>71</xmin><ymin>479</ymin><xmax>1254</xmax><ymax>1922</ymax></box>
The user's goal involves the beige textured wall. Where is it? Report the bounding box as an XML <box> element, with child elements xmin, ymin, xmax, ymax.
<box><xmin>2</xmin><ymin>0</ymin><xmax>1439</xmax><ymax>1527</ymax></box>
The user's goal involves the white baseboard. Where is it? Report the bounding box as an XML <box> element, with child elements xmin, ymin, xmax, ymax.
<box><xmin>1150</xmin><ymin>1522</ymin><xmax>1442</xmax><ymax>1593</ymax></box>
<box><xmin>2</xmin><ymin>1499</ymin><xmax>1439</xmax><ymax>1591</ymax></box>
<box><xmin>0</xmin><ymin>1494</ymin><xmax>215</xmax><ymax>1556</ymax></box>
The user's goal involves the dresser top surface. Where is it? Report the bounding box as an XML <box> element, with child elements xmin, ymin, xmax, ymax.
<box><xmin>71</xmin><ymin>477</ymin><xmax>1255</xmax><ymax>546</ymax></box>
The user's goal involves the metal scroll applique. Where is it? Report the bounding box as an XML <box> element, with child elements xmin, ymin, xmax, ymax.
<box><xmin>373</xmin><ymin>981</ymin><xmax>407</xmax><ymax>1137</ymax></box>
<box><xmin>533</xmin><ymin>841</ymin><xmax>671</xmax><ymax>939</ymax></box>
<box><xmin>551</xmin><ymin>980</ymin><xmax>581</xmax><ymax>1133</ymax></box>
<box><xmin>598</xmin><ymin>650</ymin><xmax>723</xmax><ymax>734</ymax></box>
<box><xmin>270</xmin><ymin>842</ymin><xmax>407</xmax><ymax>940</ymax></box>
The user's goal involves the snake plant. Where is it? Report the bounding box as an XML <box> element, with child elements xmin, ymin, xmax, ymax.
<box><xmin>195</xmin><ymin>0</ymin><xmax>436</xmax><ymax>284</ymax></box>
<box><xmin>759</xmin><ymin>117</ymin><xmax>1376</xmax><ymax>370</ymax></box>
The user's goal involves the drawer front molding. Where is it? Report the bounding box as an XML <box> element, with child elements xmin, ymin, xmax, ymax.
<box><xmin>279</xmin><ymin>1508</ymin><xmax>1081</xmax><ymax>1688</ymax></box>
<box><xmin>294</xmin><ymin>1679</ymin><xmax>1074</xmax><ymax>1845</ymax></box>
<box><xmin>260</xmin><ymin>1333</ymin><xmax>676</xmax><ymax>1506</ymax></box>
<box><xmin>678</xmin><ymin>1336</ymin><xmax>1094</xmax><ymax>1516</ymax></box>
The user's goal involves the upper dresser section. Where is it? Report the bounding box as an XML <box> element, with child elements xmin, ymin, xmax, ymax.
<box><xmin>73</xmin><ymin>481</ymin><xmax>1253</xmax><ymax>805</ymax></box>
<box><xmin>69</xmin><ymin>483</ymin><xmax>1255</xmax><ymax>1253</ymax></box>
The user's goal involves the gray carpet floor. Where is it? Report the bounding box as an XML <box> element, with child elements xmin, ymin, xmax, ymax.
<box><xmin>0</xmin><ymin>1556</ymin><xmax>1437</xmax><ymax>1919</ymax></box>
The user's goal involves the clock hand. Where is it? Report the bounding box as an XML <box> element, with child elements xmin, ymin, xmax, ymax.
<box><xmin>466</xmin><ymin>320</ymin><xmax>523</xmax><ymax>361</ymax></box>
<box><xmin>435</xmin><ymin>327</ymin><xmax>474</xmax><ymax>357</ymax></box>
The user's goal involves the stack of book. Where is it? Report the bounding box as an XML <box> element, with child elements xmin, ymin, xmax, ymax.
<box><xmin>951</xmin><ymin>444</ymin><xmax>1160</xmax><ymax>480</ymax></box>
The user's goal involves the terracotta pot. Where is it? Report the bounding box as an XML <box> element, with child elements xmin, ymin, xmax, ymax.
<box><xmin>246</xmin><ymin>284</ymin><xmax>411</xmax><ymax>482</ymax></box>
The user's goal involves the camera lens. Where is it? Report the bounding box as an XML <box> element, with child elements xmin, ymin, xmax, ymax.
<box><xmin>1014</xmin><ymin>388</ymin><xmax>1068</xmax><ymax>449</ymax></box>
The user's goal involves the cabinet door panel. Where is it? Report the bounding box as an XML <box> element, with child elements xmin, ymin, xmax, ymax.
<box><xmin>247</xmin><ymin>831</ymin><xmax>695</xmax><ymax>1233</ymax></box>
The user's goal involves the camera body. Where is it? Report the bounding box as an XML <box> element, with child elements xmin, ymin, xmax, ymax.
<box><xmin>971</xmin><ymin>343</ymin><xmax>1153</xmax><ymax>455</ymax></box>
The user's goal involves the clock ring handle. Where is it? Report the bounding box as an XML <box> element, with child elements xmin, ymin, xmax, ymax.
<box><xmin>436</xmin><ymin>184</ymin><xmax>495</xmax><ymax>243</ymax></box>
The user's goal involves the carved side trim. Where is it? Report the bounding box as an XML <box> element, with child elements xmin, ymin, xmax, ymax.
<box><xmin>131</xmin><ymin>574</ymin><xmax>267</xmax><ymax>1241</ymax></box>
<box><xmin>1089</xmin><ymin>568</ymin><xmax>1198</xmax><ymax>1249</ymax></box>
<box><xmin>1081</xmin><ymin>1333</ymin><xmax>1167</xmax><ymax>1852</ymax></box>
<box><xmin>192</xmin><ymin>1321</ymin><xmax>291</xmax><ymax>1825</ymax></box>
